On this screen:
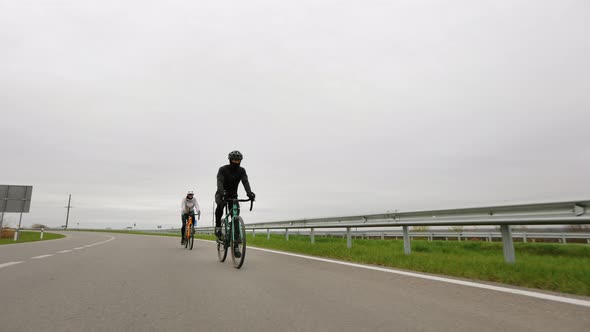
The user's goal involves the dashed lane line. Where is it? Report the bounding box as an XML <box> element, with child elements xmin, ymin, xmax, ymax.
<box><xmin>1</xmin><ymin>235</ymin><xmax>116</xmax><ymax>270</ymax></box>
<box><xmin>0</xmin><ymin>261</ymin><xmax>24</xmax><ymax>269</ymax></box>
<box><xmin>31</xmin><ymin>254</ymin><xmax>54</xmax><ymax>259</ymax></box>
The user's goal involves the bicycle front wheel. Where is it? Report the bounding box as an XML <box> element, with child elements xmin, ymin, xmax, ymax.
<box><xmin>230</xmin><ymin>216</ymin><xmax>246</xmax><ymax>269</ymax></box>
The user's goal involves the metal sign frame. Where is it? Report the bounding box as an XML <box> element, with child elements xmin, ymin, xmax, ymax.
<box><xmin>0</xmin><ymin>185</ymin><xmax>33</xmax><ymax>239</ymax></box>
<box><xmin>0</xmin><ymin>185</ymin><xmax>33</xmax><ymax>213</ymax></box>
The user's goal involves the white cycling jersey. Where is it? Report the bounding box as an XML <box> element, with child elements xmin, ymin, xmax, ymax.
<box><xmin>181</xmin><ymin>196</ymin><xmax>200</xmax><ymax>215</ymax></box>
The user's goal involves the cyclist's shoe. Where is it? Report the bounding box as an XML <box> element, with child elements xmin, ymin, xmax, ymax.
<box><xmin>215</xmin><ymin>227</ymin><xmax>223</xmax><ymax>240</ymax></box>
<box><xmin>233</xmin><ymin>248</ymin><xmax>241</xmax><ymax>258</ymax></box>
<box><xmin>180</xmin><ymin>237</ymin><xmax>184</xmax><ymax>244</ymax></box>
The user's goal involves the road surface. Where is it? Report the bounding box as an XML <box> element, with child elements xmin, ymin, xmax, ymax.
<box><xmin>0</xmin><ymin>231</ymin><xmax>588</xmax><ymax>331</ymax></box>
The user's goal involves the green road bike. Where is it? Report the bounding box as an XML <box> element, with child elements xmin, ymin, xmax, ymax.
<box><xmin>217</xmin><ymin>197</ymin><xmax>254</xmax><ymax>269</ymax></box>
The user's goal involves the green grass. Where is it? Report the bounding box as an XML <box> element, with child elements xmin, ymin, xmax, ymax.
<box><xmin>0</xmin><ymin>231</ymin><xmax>65</xmax><ymax>245</ymax></box>
<box><xmin>196</xmin><ymin>233</ymin><xmax>590</xmax><ymax>296</ymax></box>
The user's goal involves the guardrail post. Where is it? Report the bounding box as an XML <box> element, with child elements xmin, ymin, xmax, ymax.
<box><xmin>346</xmin><ymin>227</ymin><xmax>352</xmax><ymax>249</ymax></box>
<box><xmin>522</xmin><ymin>233</ymin><xmax>527</xmax><ymax>243</ymax></box>
<box><xmin>488</xmin><ymin>233</ymin><xmax>492</xmax><ymax>242</ymax></box>
<box><xmin>403</xmin><ymin>226</ymin><xmax>411</xmax><ymax>255</ymax></box>
<box><xmin>458</xmin><ymin>234</ymin><xmax>461</xmax><ymax>242</ymax></box>
<box><xmin>429</xmin><ymin>233</ymin><xmax>433</xmax><ymax>241</ymax></box>
<box><xmin>14</xmin><ymin>230</ymin><xmax>19</xmax><ymax>241</ymax></box>
<box><xmin>311</xmin><ymin>228</ymin><xmax>315</xmax><ymax>244</ymax></box>
<box><xmin>381</xmin><ymin>232</ymin><xmax>385</xmax><ymax>240</ymax></box>
<box><xmin>500</xmin><ymin>225</ymin><xmax>516</xmax><ymax>264</ymax></box>
<box><xmin>285</xmin><ymin>229</ymin><xmax>289</xmax><ymax>241</ymax></box>
<box><xmin>40</xmin><ymin>227</ymin><xmax>44</xmax><ymax>239</ymax></box>
<box><xmin>267</xmin><ymin>229</ymin><xmax>270</xmax><ymax>240</ymax></box>
<box><xmin>252</xmin><ymin>229</ymin><xmax>256</xmax><ymax>238</ymax></box>
<box><xmin>561</xmin><ymin>234</ymin><xmax>566</xmax><ymax>244</ymax></box>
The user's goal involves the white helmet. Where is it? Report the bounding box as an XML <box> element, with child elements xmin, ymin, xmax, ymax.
<box><xmin>187</xmin><ymin>190</ymin><xmax>194</xmax><ymax>195</ymax></box>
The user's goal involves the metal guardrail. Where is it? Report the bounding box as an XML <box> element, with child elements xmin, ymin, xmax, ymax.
<box><xmin>196</xmin><ymin>228</ymin><xmax>590</xmax><ymax>243</ymax></box>
<box><xmin>247</xmin><ymin>230</ymin><xmax>590</xmax><ymax>243</ymax></box>
<box><xmin>196</xmin><ymin>200</ymin><xmax>590</xmax><ymax>264</ymax></box>
<box><xmin>244</xmin><ymin>200</ymin><xmax>590</xmax><ymax>228</ymax></box>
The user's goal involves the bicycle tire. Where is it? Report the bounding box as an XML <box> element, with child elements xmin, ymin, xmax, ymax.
<box><xmin>189</xmin><ymin>227</ymin><xmax>194</xmax><ymax>250</ymax></box>
<box><xmin>184</xmin><ymin>228</ymin><xmax>189</xmax><ymax>249</ymax></box>
<box><xmin>217</xmin><ymin>220</ymin><xmax>228</xmax><ymax>262</ymax></box>
<box><xmin>230</xmin><ymin>216</ymin><xmax>246</xmax><ymax>269</ymax></box>
<box><xmin>185</xmin><ymin>217</ymin><xmax>192</xmax><ymax>249</ymax></box>
<box><xmin>217</xmin><ymin>241</ymin><xmax>228</xmax><ymax>262</ymax></box>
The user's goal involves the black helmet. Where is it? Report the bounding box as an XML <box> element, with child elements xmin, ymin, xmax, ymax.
<box><xmin>228</xmin><ymin>150</ymin><xmax>243</xmax><ymax>161</ymax></box>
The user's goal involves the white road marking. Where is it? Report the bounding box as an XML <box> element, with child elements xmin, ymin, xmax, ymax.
<box><xmin>0</xmin><ymin>261</ymin><xmax>24</xmax><ymax>269</ymax></box>
<box><xmin>197</xmin><ymin>239</ymin><xmax>590</xmax><ymax>308</ymax></box>
<box><xmin>1</xmin><ymin>235</ymin><xmax>115</xmax><ymax>271</ymax></box>
<box><xmin>31</xmin><ymin>254</ymin><xmax>54</xmax><ymax>259</ymax></box>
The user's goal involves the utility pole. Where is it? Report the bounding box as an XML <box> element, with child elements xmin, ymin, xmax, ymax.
<box><xmin>65</xmin><ymin>194</ymin><xmax>72</xmax><ymax>230</ymax></box>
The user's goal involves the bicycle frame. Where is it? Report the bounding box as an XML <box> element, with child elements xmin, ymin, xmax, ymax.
<box><xmin>221</xmin><ymin>198</ymin><xmax>252</xmax><ymax>245</ymax></box>
<box><xmin>185</xmin><ymin>215</ymin><xmax>193</xmax><ymax>240</ymax></box>
<box><xmin>222</xmin><ymin>202</ymin><xmax>240</xmax><ymax>245</ymax></box>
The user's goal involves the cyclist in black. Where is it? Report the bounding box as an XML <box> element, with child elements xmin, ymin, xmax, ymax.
<box><xmin>215</xmin><ymin>151</ymin><xmax>255</xmax><ymax>255</ymax></box>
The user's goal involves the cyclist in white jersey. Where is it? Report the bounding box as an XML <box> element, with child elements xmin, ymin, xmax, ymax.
<box><xmin>181</xmin><ymin>190</ymin><xmax>201</xmax><ymax>244</ymax></box>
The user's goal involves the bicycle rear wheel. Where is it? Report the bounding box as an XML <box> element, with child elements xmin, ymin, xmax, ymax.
<box><xmin>230</xmin><ymin>216</ymin><xmax>246</xmax><ymax>269</ymax></box>
<box><xmin>189</xmin><ymin>227</ymin><xmax>194</xmax><ymax>250</ymax></box>
<box><xmin>217</xmin><ymin>241</ymin><xmax>228</xmax><ymax>262</ymax></box>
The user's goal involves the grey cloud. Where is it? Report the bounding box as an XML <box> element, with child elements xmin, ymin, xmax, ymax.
<box><xmin>1</xmin><ymin>0</ymin><xmax>589</xmax><ymax>229</ymax></box>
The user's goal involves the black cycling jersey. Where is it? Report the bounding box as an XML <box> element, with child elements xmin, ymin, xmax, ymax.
<box><xmin>216</xmin><ymin>164</ymin><xmax>252</xmax><ymax>197</ymax></box>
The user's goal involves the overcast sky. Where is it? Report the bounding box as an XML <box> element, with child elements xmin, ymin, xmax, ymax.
<box><xmin>1</xmin><ymin>0</ymin><xmax>589</xmax><ymax>229</ymax></box>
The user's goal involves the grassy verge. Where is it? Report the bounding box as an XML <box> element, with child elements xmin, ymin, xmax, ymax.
<box><xmin>0</xmin><ymin>231</ymin><xmax>65</xmax><ymax>245</ymax></box>
<box><xmin>196</xmin><ymin>233</ymin><xmax>590</xmax><ymax>296</ymax></box>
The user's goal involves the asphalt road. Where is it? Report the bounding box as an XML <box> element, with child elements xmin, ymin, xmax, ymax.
<box><xmin>0</xmin><ymin>231</ymin><xmax>589</xmax><ymax>332</ymax></box>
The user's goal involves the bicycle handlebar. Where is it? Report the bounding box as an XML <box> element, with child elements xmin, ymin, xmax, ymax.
<box><xmin>224</xmin><ymin>197</ymin><xmax>255</xmax><ymax>211</ymax></box>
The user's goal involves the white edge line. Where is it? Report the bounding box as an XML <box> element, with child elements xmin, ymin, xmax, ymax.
<box><xmin>0</xmin><ymin>261</ymin><xmax>24</xmax><ymax>268</ymax></box>
<box><xmin>56</xmin><ymin>250</ymin><xmax>72</xmax><ymax>254</ymax></box>
<box><xmin>31</xmin><ymin>254</ymin><xmax>53</xmax><ymax>259</ymax></box>
<box><xmin>73</xmin><ymin>247</ymin><xmax>84</xmax><ymax>250</ymax></box>
<box><xmin>196</xmin><ymin>239</ymin><xmax>590</xmax><ymax>308</ymax></box>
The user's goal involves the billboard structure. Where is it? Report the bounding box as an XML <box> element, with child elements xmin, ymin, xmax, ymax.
<box><xmin>0</xmin><ymin>185</ymin><xmax>33</xmax><ymax>238</ymax></box>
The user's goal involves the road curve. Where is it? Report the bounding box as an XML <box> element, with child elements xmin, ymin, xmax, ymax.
<box><xmin>0</xmin><ymin>232</ymin><xmax>588</xmax><ymax>332</ymax></box>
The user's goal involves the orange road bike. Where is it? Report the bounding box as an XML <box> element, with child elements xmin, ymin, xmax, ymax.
<box><xmin>183</xmin><ymin>212</ymin><xmax>199</xmax><ymax>250</ymax></box>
